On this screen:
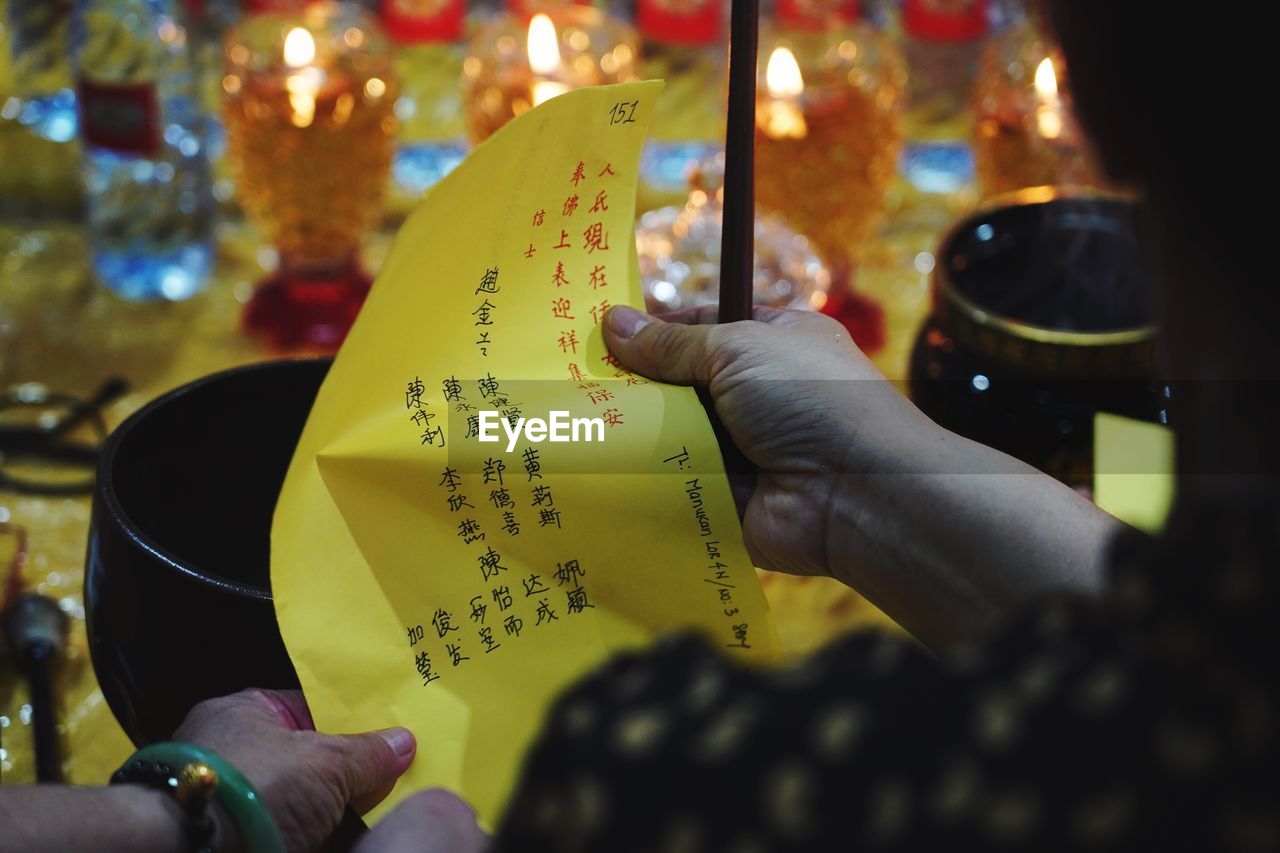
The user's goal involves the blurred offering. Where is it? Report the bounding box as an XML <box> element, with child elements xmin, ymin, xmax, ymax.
<box><xmin>461</xmin><ymin>3</ymin><xmax>638</xmax><ymax>143</ymax></box>
<box><xmin>223</xmin><ymin>2</ymin><xmax>397</xmax><ymax>349</ymax></box>
<box><xmin>635</xmin><ymin>0</ymin><xmax>725</xmax><ymax>210</ymax></box>
<box><xmin>973</xmin><ymin>20</ymin><xmax>1102</xmax><ymax>197</ymax></box>
<box><xmin>754</xmin><ymin>0</ymin><xmax>904</xmax><ymax>271</ymax></box>
<box><xmin>896</xmin><ymin>0</ymin><xmax>988</xmax><ymax>195</ymax></box>
<box><xmin>72</xmin><ymin>0</ymin><xmax>215</xmax><ymax>301</ymax></box>
<box><xmin>382</xmin><ymin>0</ymin><xmax>468</xmax><ymax>212</ymax></box>
<box><xmin>636</xmin><ymin>153</ymin><xmax>830</xmax><ymax>314</ymax></box>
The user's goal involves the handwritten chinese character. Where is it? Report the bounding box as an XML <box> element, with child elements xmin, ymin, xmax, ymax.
<box><xmin>553</xmin><ymin>229</ymin><xmax>571</xmax><ymax>249</ymax></box>
<box><xmin>570</xmin><ymin>161</ymin><xmax>586</xmax><ymax>186</ymax></box>
<box><xmin>567</xmin><ymin>363</ymin><xmax>585</xmax><ymax>382</ymax></box>
<box><xmin>476</xmin><ymin>267</ymin><xmax>500</xmax><ymax>295</ymax></box>
<box><xmin>589</xmin><ymin>190</ymin><xmax>608</xmax><ymax>212</ymax></box>
<box><xmin>439</xmin><ymin>466</ymin><xmax>462</xmax><ymax>492</ymax></box>
<box><xmin>522</xmin><ymin>447</ymin><xmax>542</xmax><ymax>480</ymax></box>
<box><xmin>562</xmin><ymin>195</ymin><xmax>579</xmax><ymax>217</ymax></box>
<box><xmin>465</xmin><ymin>414</ymin><xmax>481</xmax><ymax>439</ymax></box>
<box><xmin>598</xmin><ymin>162</ymin><xmax>616</xmax><ymax>177</ymax></box>
<box><xmin>617</xmin><ymin>370</ymin><xmax>647</xmax><ymax>386</ymax></box>
<box><xmin>420</xmin><ymin>424</ymin><xmax>445</xmax><ymax>447</ymax></box>
<box><xmin>523</xmin><ymin>573</ymin><xmax>550</xmax><ymax>597</ymax></box>
<box><xmin>489</xmin><ymin>487</ymin><xmax>514</xmax><ymax>509</ymax></box>
<box><xmin>482</xmin><ymin>457</ymin><xmax>506</xmax><ymax>486</ymax></box>
<box><xmin>558</xmin><ymin>330</ymin><xmax>579</xmax><ymax>354</ymax></box>
<box><xmin>442</xmin><ymin>377</ymin><xmax>464</xmax><ymax>402</ymax></box>
<box><xmin>492</xmin><ymin>585</ymin><xmax>514</xmax><ymax>611</ymax></box>
<box><xmin>432</xmin><ymin>608</ymin><xmax>459</xmax><ymax>638</ymax></box>
<box><xmin>535</xmin><ymin>598</ymin><xmax>559</xmax><ymax>625</ymax></box>
<box><xmin>446</xmin><ymin>642</ymin><xmax>469</xmax><ymax>666</ymax></box>
<box><xmin>566</xmin><ymin>585</ymin><xmax>594</xmax><ymax>614</ymax></box>
<box><xmin>415</xmin><ymin>650</ymin><xmax>440</xmax><ymax>685</ymax></box>
<box><xmin>602</xmin><ymin>407</ymin><xmax>624</xmax><ymax>427</ymax></box>
<box><xmin>476</xmin><ymin>331</ymin><xmax>492</xmax><ymax>356</ymax></box>
<box><xmin>552</xmin><ymin>261</ymin><xmax>570</xmax><ymax>287</ymax></box>
<box><xmin>589</xmin><ymin>299</ymin><xmax>611</xmax><ymax>325</ymax></box>
<box><xmin>469</xmin><ymin>595</ymin><xmax>487</xmax><ymax>624</ymax></box>
<box><xmin>410</xmin><ymin>408</ymin><xmax>434</xmax><ymax>428</ymax></box>
<box><xmin>502</xmin><ymin>510</ymin><xmax>521</xmax><ymax>536</ymax></box>
<box><xmin>447</xmin><ymin>493</ymin><xmax>473</xmax><ymax>512</ymax></box>
<box><xmin>477</xmin><ymin>373</ymin><xmax>501</xmax><ymax>400</ymax></box>
<box><xmin>458</xmin><ymin>518</ymin><xmax>484</xmax><ymax>544</ymax></box>
<box><xmin>406</xmin><ymin>377</ymin><xmax>425</xmax><ymax>409</ymax></box>
<box><xmin>600</xmin><ymin>352</ymin><xmax>623</xmax><ymax>369</ymax></box>
<box><xmin>473</xmin><ymin>299</ymin><xmax>496</xmax><ymax>326</ymax></box>
<box><xmin>531</xmin><ymin>484</ymin><xmax>555</xmax><ymax>506</ymax></box>
<box><xmin>587</xmin><ymin>388</ymin><xmax>613</xmax><ymax>405</ymax></box>
<box><xmin>524</xmin><ymin>243</ymin><xmax>536</xmax><ymax>259</ymax></box>
<box><xmin>551</xmin><ymin>297</ymin><xmax>574</xmax><ymax>320</ymax></box>
<box><xmin>406</xmin><ymin>624</ymin><xmax>424</xmax><ymax>646</ymax></box>
<box><xmin>583</xmin><ymin>222</ymin><xmax>610</xmax><ymax>253</ymax></box>
<box><xmin>504</xmin><ymin>614</ymin><xmax>524</xmax><ymax>638</ymax></box>
<box><xmin>554</xmin><ymin>559</ymin><xmax>584</xmax><ymax>586</ymax></box>
<box><xmin>478</xmin><ymin>546</ymin><xmax>508</xmax><ymax>581</ymax></box>
<box><xmin>532</xmin><ymin>209</ymin><xmax>545</xmax><ymax>226</ymax></box>
<box><xmin>479</xmin><ymin>626</ymin><xmax>501</xmax><ymax>653</ymax></box>
<box><xmin>588</xmin><ymin>265</ymin><xmax>607</xmax><ymax>289</ymax></box>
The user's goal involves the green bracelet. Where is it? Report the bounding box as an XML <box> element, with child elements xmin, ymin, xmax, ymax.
<box><xmin>122</xmin><ymin>742</ymin><xmax>285</xmax><ymax>853</ymax></box>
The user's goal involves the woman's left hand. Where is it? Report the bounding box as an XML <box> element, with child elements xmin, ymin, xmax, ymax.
<box><xmin>173</xmin><ymin>688</ymin><xmax>417</xmax><ymax>852</ymax></box>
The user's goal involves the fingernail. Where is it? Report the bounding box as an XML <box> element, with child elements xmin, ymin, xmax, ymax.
<box><xmin>606</xmin><ymin>305</ymin><xmax>653</xmax><ymax>339</ymax></box>
<box><xmin>380</xmin><ymin>727</ymin><xmax>415</xmax><ymax>757</ymax></box>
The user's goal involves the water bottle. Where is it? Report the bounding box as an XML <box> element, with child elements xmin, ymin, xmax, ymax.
<box><xmin>381</xmin><ymin>0</ymin><xmax>468</xmax><ymax>209</ymax></box>
<box><xmin>635</xmin><ymin>0</ymin><xmax>726</xmax><ymax>207</ymax></box>
<box><xmin>72</xmin><ymin>0</ymin><xmax>214</xmax><ymax>301</ymax></box>
<box><xmin>5</xmin><ymin>0</ymin><xmax>79</xmax><ymax>143</ymax></box>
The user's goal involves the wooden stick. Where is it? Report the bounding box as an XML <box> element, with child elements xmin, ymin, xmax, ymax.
<box><xmin>719</xmin><ymin>0</ymin><xmax>759</xmax><ymax>324</ymax></box>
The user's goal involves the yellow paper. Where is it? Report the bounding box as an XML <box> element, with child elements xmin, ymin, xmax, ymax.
<box><xmin>1094</xmin><ymin>411</ymin><xmax>1175</xmax><ymax>533</ymax></box>
<box><xmin>271</xmin><ymin>81</ymin><xmax>781</xmax><ymax>829</ymax></box>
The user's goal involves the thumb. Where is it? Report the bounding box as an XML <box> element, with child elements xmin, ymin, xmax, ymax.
<box><xmin>604</xmin><ymin>305</ymin><xmax>725</xmax><ymax>385</ymax></box>
<box><xmin>328</xmin><ymin>727</ymin><xmax>416</xmax><ymax>814</ymax></box>
<box><xmin>353</xmin><ymin>789</ymin><xmax>488</xmax><ymax>853</ymax></box>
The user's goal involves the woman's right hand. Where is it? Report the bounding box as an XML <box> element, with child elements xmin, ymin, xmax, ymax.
<box><xmin>604</xmin><ymin>304</ymin><xmax>1119</xmax><ymax>651</ymax></box>
<box><xmin>603</xmin><ymin>304</ymin><xmax>931</xmax><ymax>579</ymax></box>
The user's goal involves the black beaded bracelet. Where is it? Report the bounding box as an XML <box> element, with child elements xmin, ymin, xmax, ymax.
<box><xmin>110</xmin><ymin>756</ymin><xmax>219</xmax><ymax>853</ymax></box>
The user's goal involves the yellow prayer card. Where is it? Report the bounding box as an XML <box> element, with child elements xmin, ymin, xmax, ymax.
<box><xmin>271</xmin><ymin>81</ymin><xmax>781</xmax><ymax>829</ymax></box>
<box><xmin>1094</xmin><ymin>411</ymin><xmax>1175</xmax><ymax>533</ymax></box>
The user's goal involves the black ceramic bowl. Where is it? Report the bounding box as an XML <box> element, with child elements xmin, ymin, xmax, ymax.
<box><xmin>86</xmin><ymin>358</ymin><xmax>330</xmax><ymax>745</ymax></box>
<box><xmin>908</xmin><ymin>188</ymin><xmax>1168</xmax><ymax>488</ymax></box>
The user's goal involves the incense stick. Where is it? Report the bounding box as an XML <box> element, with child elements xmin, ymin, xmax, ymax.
<box><xmin>719</xmin><ymin>0</ymin><xmax>759</xmax><ymax>324</ymax></box>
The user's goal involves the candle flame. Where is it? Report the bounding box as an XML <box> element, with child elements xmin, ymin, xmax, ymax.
<box><xmin>283</xmin><ymin>27</ymin><xmax>316</xmax><ymax>68</ymax></box>
<box><xmin>1034</xmin><ymin>57</ymin><xmax>1058</xmax><ymax>100</ymax></box>
<box><xmin>527</xmin><ymin>14</ymin><xmax>563</xmax><ymax>75</ymax></box>
<box><xmin>766</xmin><ymin>47</ymin><xmax>804</xmax><ymax>98</ymax></box>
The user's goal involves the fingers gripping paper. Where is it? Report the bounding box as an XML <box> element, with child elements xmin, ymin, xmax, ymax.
<box><xmin>271</xmin><ymin>81</ymin><xmax>781</xmax><ymax>828</ymax></box>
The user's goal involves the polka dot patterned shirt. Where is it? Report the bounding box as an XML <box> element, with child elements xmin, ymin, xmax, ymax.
<box><xmin>492</xmin><ymin>498</ymin><xmax>1279</xmax><ymax>851</ymax></box>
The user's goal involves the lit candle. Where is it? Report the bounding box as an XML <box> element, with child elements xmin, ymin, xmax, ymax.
<box><xmin>1033</xmin><ymin>56</ymin><xmax>1063</xmax><ymax>140</ymax></box>
<box><xmin>461</xmin><ymin>4</ymin><xmax>638</xmax><ymax>142</ymax></box>
<box><xmin>761</xmin><ymin>46</ymin><xmax>808</xmax><ymax>139</ymax></box>
<box><xmin>527</xmin><ymin>13</ymin><xmax>570</xmax><ymax>106</ymax></box>
<box><xmin>283</xmin><ymin>27</ymin><xmax>322</xmax><ymax>127</ymax></box>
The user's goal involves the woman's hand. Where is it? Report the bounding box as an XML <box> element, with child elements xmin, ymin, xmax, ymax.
<box><xmin>604</xmin><ymin>304</ymin><xmax>1120</xmax><ymax>650</ymax></box>
<box><xmin>604</xmin><ymin>303</ymin><xmax>929</xmax><ymax>578</ymax></box>
<box><xmin>173</xmin><ymin>688</ymin><xmax>416</xmax><ymax>852</ymax></box>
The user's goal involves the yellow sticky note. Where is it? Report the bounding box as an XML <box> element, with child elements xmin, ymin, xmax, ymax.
<box><xmin>1094</xmin><ymin>411</ymin><xmax>1175</xmax><ymax>533</ymax></box>
<box><xmin>271</xmin><ymin>81</ymin><xmax>781</xmax><ymax>829</ymax></box>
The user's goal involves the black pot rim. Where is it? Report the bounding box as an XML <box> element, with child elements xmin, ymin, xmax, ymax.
<box><xmin>94</xmin><ymin>357</ymin><xmax>330</xmax><ymax>604</ymax></box>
